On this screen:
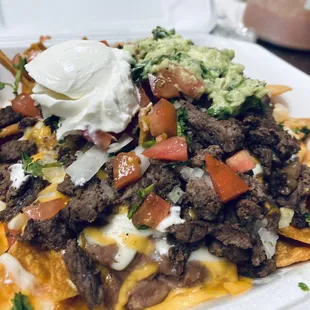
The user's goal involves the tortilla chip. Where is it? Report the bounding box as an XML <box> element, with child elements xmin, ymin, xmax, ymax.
<box><xmin>276</xmin><ymin>238</ymin><xmax>310</xmax><ymax>267</ymax></box>
<box><xmin>279</xmin><ymin>226</ymin><xmax>310</xmax><ymax>244</ymax></box>
<box><xmin>266</xmin><ymin>84</ymin><xmax>292</xmax><ymax>97</ymax></box>
<box><xmin>9</xmin><ymin>242</ymin><xmax>77</xmax><ymax>301</ymax></box>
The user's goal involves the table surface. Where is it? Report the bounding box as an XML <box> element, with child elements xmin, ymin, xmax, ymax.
<box><xmin>258</xmin><ymin>40</ymin><xmax>310</xmax><ymax>76</ymax></box>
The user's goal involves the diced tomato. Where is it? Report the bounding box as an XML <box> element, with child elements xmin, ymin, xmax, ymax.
<box><xmin>148</xmin><ymin>74</ymin><xmax>179</xmax><ymax>99</ymax></box>
<box><xmin>23</xmin><ymin>198</ymin><xmax>65</xmax><ymax>221</ymax></box>
<box><xmin>226</xmin><ymin>150</ymin><xmax>256</xmax><ymax>173</ymax></box>
<box><xmin>114</xmin><ymin>152</ymin><xmax>142</xmax><ymax>190</ymax></box>
<box><xmin>82</xmin><ymin>130</ymin><xmax>115</xmax><ymax>150</ymax></box>
<box><xmin>100</xmin><ymin>40</ymin><xmax>109</xmax><ymax>46</ymax></box>
<box><xmin>137</xmin><ymin>84</ymin><xmax>151</xmax><ymax>108</ymax></box>
<box><xmin>11</xmin><ymin>93</ymin><xmax>41</xmax><ymax>117</ymax></box>
<box><xmin>159</xmin><ymin>63</ymin><xmax>205</xmax><ymax>99</ymax></box>
<box><xmin>148</xmin><ymin>99</ymin><xmax>177</xmax><ymax>138</ymax></box>
<box><xmin>142</xmin><ymin>136</ymin><xmax>188</xmax><ymax>161</ymax></box>
<box><xmin>206</xmin><ymin>154</ymin><xmax>249</xmax><ymax>203</ymax></box>
<box><xmin>132</xmin><ymin>192</ymin><xmax>171</xmax><ymax>228</ymax></box>
<box><xmin>4</xmin><ymin>224</ymin><xmax>20</xmax><ymax>248</ymax></box>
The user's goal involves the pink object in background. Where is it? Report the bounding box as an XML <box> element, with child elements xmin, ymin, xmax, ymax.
<box><xmin>244</xmin><ymin>0</ymin><xmax>310</xmax><ymax>50</ymax></box>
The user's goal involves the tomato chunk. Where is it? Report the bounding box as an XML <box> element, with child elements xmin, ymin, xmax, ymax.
<box><xmin>23</xmin><ymin>198</ymin><xmax>65</xmax><ymax>221</ymax></box>
<box><xmin>82</xmin><ymin>130</ymin><xmax>115</xmax><ymax>150</ymax></box>
<box><xmin>4</xmin><ymin>224</ymin><xmax>20</xmax><ymax>248</ymax></box>
<box><xmin>114</xmin><ymin>152</ymin><xmax>142</xmax><ymax>190</ymax></box>
<box><xmin>142</xmin><ymin>136</ymin><xmax>188</xmax><ymax>161</ymax></box>
<box><xmin>11</xmin><ymin>93</ymin><xmax>41</xmax><ymax>117</ymax></box>
<box><xmin>148</xmin><ymin>74</ymin><xmax>179</xmax><ymax>99</ymax></box>
<box><xmin>132</xmin><ymin>192</ymin><xmax>171</xmax><ymax>228</ymax></box>
<box><xmin>137</xmin><ymin>84</ymin><xmax>151</xmax><ymax>108</ymax></box>
<box><xmin>148</xmin><ymin>99</ymin><xmax>177</xmax><ymax>138</ymax></box>
<box><xmin>226</xmin><ymin>150</ymin><xmax>256</xmax><ymax>173</ymax></box>
<box><xmin>159</xmin><ymin>63</ymin><xmax>205</xmax><ymax>99</ymax></box>
<box><xmin>206</xmin><ymin>154</ymin><xmax>249</xmax><ymax>203</ymax></box>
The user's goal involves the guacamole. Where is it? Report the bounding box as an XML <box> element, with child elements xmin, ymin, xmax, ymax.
<box><xmin>130</xmin><ymin>26</ymin><xmax>268</xmax><ymax>119</ymax></box>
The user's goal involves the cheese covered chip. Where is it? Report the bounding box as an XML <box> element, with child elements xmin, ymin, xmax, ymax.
<box><xmin>276</xmin><ymin>238</ymin><xmax>310</xmax><ymax>267</ymax></box>
<box><xmin>9</xmin><ymin>242</ymin><xmax>78</xmax><ymax>301</ymax></box>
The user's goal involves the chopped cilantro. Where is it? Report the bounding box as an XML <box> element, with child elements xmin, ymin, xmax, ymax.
<box><xmin>164</xmin><ymin>161</ymin><xmax>188</xmax><ymax>169</ymax></box>
<box><xmin>298</xmin><ymin>282</ymin><xmax>310</xmax><ymax>292</ymax></box>
<box><xmin>44</xmin><ymin>115</ymin><xmax>60</xmax><ymax>132</ymax></box>
<box><xmin>10</xmin><ymin>292</ymin><xmax>33</xmax><ymax>310</ymax></box>
<box><xmin>137</xmin><ymin>225</ymin><xmax>149</xmax><ymax>230</ymax></box>
<box><xmin>137</xmin><ymin>184</ymin><xmax>154</xmax><ymax>200</ymax></box>
<box><xmin>177</xmin><ymin>108</ymin><xmax>191</xmax><ymax>145</ymax></box>
<box><xmin>293</xmin><ymin>126</ymin><xmax>310</xmax><ymax>141</ymax></box>
<box><xmin>305</xmin><ymin>214</ymin><xmax>310</xmax><ymax>226</ymax></box>
<box><xmin>152</xmin><ymin>26</ymin><xmax>175</xmax><ymax>40</ymax></box>
<box><xmin>13</xmin><ymin>56</ymin><xmax>27</xmax><ymax>95</ymax></box>
<box><xmin>142</xmin><ymin>139</ymin><xmax>156</xmax><ymax>149</ymax></box>
<box><xmin>128</xmin><ymin>204</ymin><xmax>140</xmax><ymax>220</ymax></box>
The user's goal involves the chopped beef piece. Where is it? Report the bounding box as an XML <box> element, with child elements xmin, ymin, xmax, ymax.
<box><xmin>251</xmin><ymin>239</ymin><xmax>266</xmax><ymax>267</ymax></box>
<box><xmin>190</xmin><ymin>145</ymin><xmax>223</xmax><ymax>167</ymax></box>
<box><xmin>21</xmin><ymin>213</ymin><xmax>74</xmax><ymax>250</ymax></box>
<box><xmin>186</xmin><ymin>178</ymin><xmax>222</xmax><ymax>221</ymax></box>
<box><xmin>214</xmin><ymin>223</ymin><xmax>252</xmax><ymax>249</ymax></box>
<box><xmin>291</xmin><ymin>211</ymin><xmax>308</xmax><ymax>229</ymax></box>
<box><xmin>209</xmin><ymin>240</ymin><xmax>249</xmax><ymax>264</ymax></box>
<box><xmin>186</xmin><ymin>103</ymin><xmax>244</xmax><ymax>153</ymax></box>
<box><xmin>63</xmin><ymin>240</ymin><xmax>104</xmax><ymax>309</ymax></box>
<box><xmin>239</xmin><ymin>259</ymin><xmax>276</xmax><ymax>278</ymax></box>
<box><xmin>251</xmin><ymin>147</ymin><xmax>273</xmax><ymax>174</ymax></box>
<box><xmin>236</xmin><ymin>199</ymin><xmax>263</xmax><ymax>223</ymax></box>
<box><xmin>276</xmin><ymin>131</ymin><xmax>300</xmax><ymax>161</ymax></box>
<box><xmin>182</xmin><ymin>261</ymin><xmax>206</xmax><ymax>287</ymax></box>
<box><xmin>57</xmin><ymin>174</ymin><xmax>78</xmax><ymax>196</ymax></box>
<box><xmin>85</xmin><ymin>243</ymin><xmax>118</xmax><ymax>267</ymax></box>
<box><xmin>127</xmin><ymin>279</ymin><xmax>169</xmax><ymax>310</ymax></box>
<box><xmin>62</xmin><ymin>179</ymin><xmax>119</xmax><ymax>231</ymax></box>
<box><xmin>248</xmin><ymin>127</ymin><xmax>280</xmax><ymax>147</ymax></box>
<box><xmin>241</xmin><ymin>174</ymin><xmax>266</xmax><ymax>204</ymax></box>
<box><xmin>0</xmin><ymin>140</ymin><xmax>37</xmax><ymax>163</ymax></box>
<box><xmin>122</xmin><ymin>161</ymin><xmax>180</xmax><ymax>206</ymax></box>
<box><xmin>1</xmin><ymin>177</ymin><xmax>46</xmax><ymax>222</ymax></box>
<box><xmin>18</xmin><ymin>117</ymin><xmax>38</xmax><ymax>129</ymax></box>
<box><xmin>265</xmin><ymin>210</ymin><xmax>280</xmax><ymax>234</ymax></box>
<box><xmin>58</xmin><ymin>135</ymin><xmax>87</xmax><ymax>167</ymax></box>
<box><xmin>0</xmin><ymin>164</ymin><xmax>10</xmax><ymax>201</ymax></box>
<box><xmin>168</xmin><ymin>220</ymin><xmax>213</xmax><ymax>243</ymax></box>
<box><xmin>0</xmin><ymin>106</ymin><xmax>22</xmax><ymax>129</ymax></box>
<box><xmin>168</xmin><ymin>242</ymin><xmax>192</xmax><ymax>276</ymax></box>
<box><xmin>103</xmin><ymin>272</ymin><xmax>122</xmax><ymax>309</ymax></box>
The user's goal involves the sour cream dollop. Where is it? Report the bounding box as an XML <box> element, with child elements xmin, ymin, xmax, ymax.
<box><xmin>25</xmin><ymin>40</ymin><xmax>140</xmax><ymax>139</ymax></box>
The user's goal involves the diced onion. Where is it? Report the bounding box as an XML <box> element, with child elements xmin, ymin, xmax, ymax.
<box><xmin>108</xmin><ymin>134</ymin><xmax>133</xmax><ymax>154</ymax></box>
<box><xmin>168</xmin><ymin>186</ymin><xmax>185</xmax><ymax>204</ymax></box>
<box><xmin>278</xmin><ymin>207</ymin><xmax>295</xmax><ymax>229</ymax></box>
<box><xmin>8</xmin><ymin>213</ymin><xmax>28</xmax><ymax>231</ymax></box>
<box><xmin>180</xmin><ymin>167</ymin><xmax>204</xmax><ymax>181</ymax></box>
<box><xmin>134</xmin><ymin>145</ymin><xmax>150</xmax><ymax>175</ymax></box>
<box><xmin>66</xmin><ymin>146</ymin><xmax>109</xmax><ymax>186</ymax></box>
<box><xmin>258</xmin><ymin>227</ymin><xmax>279</xmax><ymax>259</ymax></box>
<box><xmin>0</xmin><ymin>201</ymin><xmax>6</xmax><ymax>211</ymax></box>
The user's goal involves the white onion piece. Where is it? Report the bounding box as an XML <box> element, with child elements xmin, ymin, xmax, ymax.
<box><xmin>168</xmin><ymin>186</ymin><xmax>185</xmax><ymax>204</ymax></box>
<box><xmin>8</xmin><ymin>213</ymin><xmax>28</xmax><ymax>231</ymax></box>
<box><xmin>66</xmin><ymin>146</ymin><xmax>109</xmax><ymax>186</ymax></box>
<box><xmin>258</xmin><ymin>227</ymin><xmax>279</xmax><ymax>259</ymax></box>
<box><xmin>108</xmin><ymin>134</ymin><xmax>133</xmax><ymax>154</ymax></box>
<box><xmin>180</xmin><ymin>167</ymin><xmax>204</xmax><ymax>181</ymax></box>
<box><xmin>278</xmin><ymin>207</ymin><xmax>295</xmax><ymax>228</ymax></box>
<box><xmin>134</xmin><ymin>145</ymin><xmax>150</xmax><ymax>175</ymax></box>
<box><xmin>0</xmin><ymin>201</ymin><xmax>6</xmax><ymax>211</ymax></box>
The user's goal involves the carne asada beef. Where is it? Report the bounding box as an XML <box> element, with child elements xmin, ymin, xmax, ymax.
<box><xmin>0</xmin><ymin>106</ymin><xmax>22</xmax><ymax>129</ymax></box>
<box><xmin>18</xmin><ymin>117</ymin><xmax>38</xmax><ymax>129</ymax></box>
<box><xmin>186</xmin><ymin>103</ymin><xmax>244</xmax><ymax>153</ymax></box>
<box><xmin>241</xmin><ymin>174</ymin><xmax>266</xmax><ymax>204</ymax></box>
<box><xmin>239</xmin><ymin>259</ymin><xmax>276</xmax><ymax>278</ymax></box>
<box><xmin>168</xmin><ymin>220</ymin><xmax>213</xmax><ymax>243</ymax></box>
<box><xmin>21</xmin><ymin>213</ymin><xmax>74</xmax><ymax>250</ymax></box>
<box><xmin>63</xmin><ymin>240</ymin><xmax>104</xmax><ymax>309</ymax></box>
<box><xmin>209</xmin><ymin>240</ymin><xmax>249</xmax><ymax>264</ymax></box>
<box><xmin>57</xmin><ymin>174</ymin><xmax>79</xmax><ymax>196</ymax></box>
<box><xmin>127</xmin><ymin>279</ymin><xmax>170</xmax><ymax>310</ymax></box>
<box><xmin>85</xmin><ymin>243</ymin><xmax>118</xmax><ymax>267</ymax></box>
<box><xmin>62</xmin><ymin>179</ymin><xmax>119</xmax><ymax>231</ymax></box>
<box><xmin>0</xmin><ymin>140</ymin><xmax>37</xmax><ymax>163</ymax></box>
<box><xmin>190</xmin><ymin>145</ymin><xmax>223</xmax><ymax>168</ymax></box>
<box><xmin>236</xmin><ymin>199</ymin><xmax>263</xmax><ymax>223</ymax></box>
<box><xmin>168</xmin><ymin>242</ymin><xmax>192</xmax><ymax>276</ymax></box>
<box><xmin>186</xmin><ymin>178</ymin><xmax>222</xmax><ymax>221</ymax></box>
<box><xmin>0</xmin><ymin>176</ymin><xmax>46</xmax><ymax>222</ymax></box>
<box><xmin>0</xmin><ymin>164</ymin><xmax>10</xmax><ymax>201</ymax></box>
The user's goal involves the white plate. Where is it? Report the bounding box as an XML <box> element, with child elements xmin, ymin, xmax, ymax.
<box><xmin>1</xmin><ymin>35</ymin><xmax>310</xmax><ymax>310</ymax></box>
